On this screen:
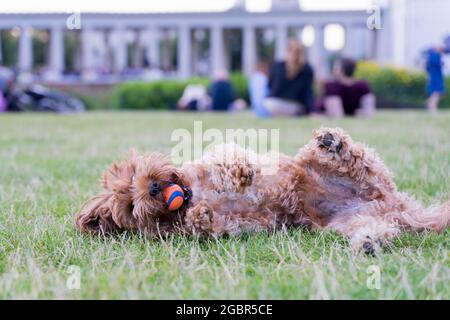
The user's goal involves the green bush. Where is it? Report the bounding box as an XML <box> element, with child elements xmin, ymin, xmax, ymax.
<box><xmin>355</xmin><ymin>61</ymin><xmax>450</xmax><ymax>109</ymax></box>
<box><xmin>115</xmin><ymin>80</ymin><xmax>187</xmax><ymax>110</ymax></box>
<box><xmin>444</xmin><ymin>78</ymin><xmax>450</xmax><ymax>108</ymax></box>
<box><xmin>70</xmin><ymin>90</ymin><xmax>119</xmax><ymax>110</ymax></box>
<box><xmin>229</xmin><ymin>72</ymin><xmax>249</xmax><ymax>103</ymax></box>
<box><xmin>114</xmin><ymin>73</ymin><xmax>248</xmax><ymax>110</ymax></box>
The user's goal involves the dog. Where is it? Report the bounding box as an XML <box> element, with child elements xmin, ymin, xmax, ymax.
<box><xmin>75</xmin><ymin>144</ymin><xmax>258</xmax><ymax>236</ymax></box>
<box><xmin>75</xmin><ymin>127</ymin><xmax>449</xmax><ymax>255</ymax></box>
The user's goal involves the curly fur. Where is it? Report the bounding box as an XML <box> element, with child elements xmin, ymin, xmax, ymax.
<box><xmin>75</xmin><ymin>128</ymin><xmax>449</xmax><ymax>255</ymax></box>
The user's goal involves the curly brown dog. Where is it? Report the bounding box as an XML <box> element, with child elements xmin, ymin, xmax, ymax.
<box><xmin>75</xmin><ymin>128</ymin><xmax>449</xmax><ymax>255</ymax></box>
<box><xmin>75</xmin><ymin>144</ymin><xmax>258</xmax><ymax>236</ymax></box>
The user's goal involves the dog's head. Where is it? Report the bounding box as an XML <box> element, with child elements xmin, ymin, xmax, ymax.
<box><xmin>75</xmin><ymin>150</ymin><xmax>188</xmax><ymax>235</ymax></box>
<box><xmin>131</xmin><ymin>152</ymin><xmax>187</xmax><ymax>230</ymax></box>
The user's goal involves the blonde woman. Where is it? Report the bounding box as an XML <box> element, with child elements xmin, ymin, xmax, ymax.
<box><xmin>263</xmin><ymin>39</ymin><xmax>314</xmax><ymax>117</ymax></box>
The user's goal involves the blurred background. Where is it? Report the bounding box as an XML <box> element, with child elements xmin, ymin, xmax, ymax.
<box><xmin>0</xmin><ymin>0</ymin><xmax>449</xmax><ymax>111</ymax></box>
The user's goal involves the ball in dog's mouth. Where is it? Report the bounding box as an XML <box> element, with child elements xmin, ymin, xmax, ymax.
<box><xmin>162</xmin><ymin>184</ymin><xmax>185</xmax><ymax>211</ymax></box>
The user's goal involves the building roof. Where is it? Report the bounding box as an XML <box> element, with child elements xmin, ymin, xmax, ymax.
<box><xmin>0</xmin><ymin>0</ymin><xmax>376</xmax><ymax>14</ymax></box>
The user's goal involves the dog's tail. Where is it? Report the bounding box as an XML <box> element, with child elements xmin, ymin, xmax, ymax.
<box><xmin>387</xmin><ymin>193</ymin><xmax>450</xmax><ymax>233</ymax></box>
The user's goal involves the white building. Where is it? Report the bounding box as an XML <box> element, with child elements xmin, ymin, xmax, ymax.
<box><xmin>0</xmin><ymin>0</ymin><xmax>449</xmax><ymax>82</ymax></box>
<box><xmin>383</xmin><ymin>0</ymin><xmax>450</xmax><ymax>73</ymax></box>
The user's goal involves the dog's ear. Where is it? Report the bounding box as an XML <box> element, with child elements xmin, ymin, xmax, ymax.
<box><xmin>74</xmin><ymin>193</ymin><xmax>118</xmax><ymax>234</ymax></box>
<box><xmin>170</xmin><ymin>168</ymin><xmax>186</xmax><ymax>186</ymax></box>
<box><xmin>102</xmin><ymin>158</ymin><xmax>136</xmax><ymax>192</ymax></box>
<box><xmin>312</xmin><ymin>128</ymin><xmax>323</xmax><ymax>139</ymax></box>
<box><xmin>129</xmin><ymin>148</ymin><xmax>138</xmax><ymax>161</ymax></box>
<box><xmin>96</xmin><ymin>153</ymin><xmax>138</xmax><ymax>230</ymax></box>
<box><xmin>110</xmin><ymin>178</ymin><xmax>136</xmax><ymax>230</ymax></box>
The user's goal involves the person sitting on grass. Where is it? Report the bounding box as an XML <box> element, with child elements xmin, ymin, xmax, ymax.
<box><xmin>209</xmin><ymin>69</ymin><xmax>235</xmax><ymax>111</ymax></box>
<box><xmin>176</xmin><ymin>84</ymin><xmax>210</xmax><ymax>111</ymax></box>
<box><xmin>0</xmin><ymin>66</ymin><xmax>14</xmax><ymax>113</ymax></box>
<box><xmin>262</xmin><ymin>39</ymin><xmax>314</xmax><ymax>117</ymax></box>
<box><xmin>0</xmin><ymin>76</ymin><xmax>6</xmax><ymax>113</ymax></box>
<box><xmin>249</xmin><ymin>60</ymin><xmax>270</xmax><ymax>118</ymax></box>
<box><xmin>316</xmin><ymin>57</ymin><xmax>376</xmax><ymax>118</ymax></box>
<box><xmin>209</xmin><ymin>69</ymin><xmax>246</xmax><ymax>112</ymax></box>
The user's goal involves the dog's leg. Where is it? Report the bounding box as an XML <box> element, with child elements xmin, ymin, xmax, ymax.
<box><xmin>328</xmin><ymin>209</ymin><xmax>400</xmax><ymax>256</ymax></box>
<box><xmin>184</xmin><ymin>200</ymin><xmax>225</xmax><ymax>237</ymax></box>
<box><xmin>298</xmin><ymin>128</ymin><xmax>449</xmax><ymax>244</ymax></box>
<box><xmin>304</xmin><ymin>128</ymin><xmax>449</xmax><ymax>233</ymax></box>
<box><xmin>184</xmin><ymin>198</ymin><xmax>270</xmax><ymax>237</ymax></box>
<box><xmin>299</xmin><ymin>128</ymin><xmax>396</xmax><ymax>200</ymax></box>
<box><xmin>202</xmin><ymin>143</ymin><xmax>257</xmax><ymax>193</ymax></box>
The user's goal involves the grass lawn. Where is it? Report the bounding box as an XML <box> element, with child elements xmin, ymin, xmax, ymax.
<box><xmin>0</xmin><ymin>110</ymin><xmax>449</xmax><ymax>299</ymax></box>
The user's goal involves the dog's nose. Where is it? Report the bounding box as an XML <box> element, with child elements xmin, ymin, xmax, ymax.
<box><xmin>149</xmin><ymin>182</ymin><xmax>162</xmax><ymax>197</ymax></box>
<box><xmin>322</xmin><ymin>133</ymin><xmax>334</xmax><ymax>147</ymax></box>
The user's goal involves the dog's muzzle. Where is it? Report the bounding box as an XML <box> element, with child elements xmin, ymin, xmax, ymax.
<box><xmin>149</xmin><ymin>182</ymin><xmax>162</xmax><ymax>197</ymax></box>
<box><xmin>148</xmin><ymin>180</ymin><xmax>193</xmax><ymax>209</ymax></box>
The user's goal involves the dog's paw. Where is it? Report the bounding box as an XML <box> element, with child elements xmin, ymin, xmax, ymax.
<box><xmin>360</xmin><ymin>236</ymin><xmax>383</xmax><ymax>256</ymax></box>
<box><xmin>185</xmin><ymin>201</ymin><xmax>214</xmax><ymax>235</ymax></box>
<box><xmin>350</xmin><ymin>234</ymin><xmax>383</xmax><ymax>256</ymax></box>
<box><xmin>317</xmin><ymin>131</ymin><xmax>343</xmax><ymax>154</ymax></box>
<box><xmin>237</xmin><ymin>165</ymin><xmax>254</xmax><ymax>189</ymax></box>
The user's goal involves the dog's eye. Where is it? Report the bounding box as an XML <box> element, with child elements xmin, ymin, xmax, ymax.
<box><xmin>149</xmin><ymin>182</ymin><xmax>162</xmax><ymax>197</ymax></box>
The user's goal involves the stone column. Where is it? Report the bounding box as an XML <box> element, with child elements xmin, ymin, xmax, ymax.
<box><xmin>81</xmin><ymin>28</ymin><xmax>95</xmax><ymax>76</ymax></box>
<box><xmin>177</xmin><ymin>25</ymin><xmax>191</xmax><ymax>79</ymax></box>
<box><xmin>160</xmin><ymin>33</ymin><xmax>171</xmax><ymax>70</ymax></box>
<box><xmin>113</xmin><ymin>27</ymin><xmax>128</xmax><ymax>74</ymax></box>
<box><xmin>18</xmin><ymin>26</ymin><xmax>33</xmax><ymax>73</ymax></box>
<box><xmin>49</xmin><ymin>26</ymin><xmax>64</xmax><ymax>79</ymax></box>
<box><xmin>310</xmin><ymin>24</ymin><xmax>324</xmax><ymax>79</ymax></box>
<box><xmin>210</xmin><ymin>24</ymin><xmax>224</xmax><ymax>75</ymax></box>
<box><xmin>0</xmin><ymin>31</ymin><xmax>3</xmax><ymax>64</ymax></box>
<box><xmin>192</xmin><ymin>30</ymin><xmax>200</xmax><ymax>75</ymax></box>
<box><xmin>242</xmin><ymin>24</ymin><xmax>256</xmax><ymax>76</ymax></box>
<box><xmin>132</xmin><ymin>30</ymin><xmax>144</xmax><ymax>69</ymax></box>
<box><xmin>275</xmin><ymin>22</ymin><xmax>288</xmax><ymax>61</ymax></box>
<box><xmin>343</xmin><ymin>24</ymin><xmax>350</xmax><ymax>57</ymax></box>
<box><xmin>147</xmin><ymin>27</ymin><xmax>160</xmax><ymax>68</ymax></box>
<box><xmin>365</xmin><ymin>29</ymin><xmax>376</xmax><ymax>60</ymax></box>
<box><xmin>102</xmin><ymin>28</ymin><xmax>113</xmax><ymax>72</ymax></box>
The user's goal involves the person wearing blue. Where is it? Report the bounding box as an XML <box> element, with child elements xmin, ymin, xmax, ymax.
<box><xmin>209</xmin><ymin>70</ymin><xmax>235</xmax><ymax>111</ymax></box>
<box><xmin>249</xmin><ymin>61</ymin><xmax>270</xmax><ymax>118</ymax></box>
<box><xmin>0</xmin><ymin>66</ymin><xmax>14</xmax><ymax>113</ymax></box>
<box><xmin>425</xmin><ymin>45</ymin><xmax>445</xmax><ymax>112</ymax></box>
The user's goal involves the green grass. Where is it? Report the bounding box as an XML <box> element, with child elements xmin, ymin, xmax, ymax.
<box><xmin>0</xmin><ymin>110</ymin><xmax>449</xmax><ymax>299</ymax></box>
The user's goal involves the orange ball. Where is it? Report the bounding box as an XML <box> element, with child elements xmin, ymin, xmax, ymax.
<box><xmin>163</xmin><ymin>184</ymin><xmax>185</xmax><ymax>211</ymax></box>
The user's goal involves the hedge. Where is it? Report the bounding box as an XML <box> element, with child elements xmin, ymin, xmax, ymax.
<box><xmin>78</xmin><ymin>63</ymin><xmax>449</xmax><ymax>110</ymax></box>
<box><xmin>114</xmin><ymin>73</ymin><xmax>249</xmax><ymax>110</ymax></box>
<box><xmin>355</xmin><ymin>61</ymin><xmax>450</xmax><ymax>109</ymax></box>
<box><xmin>70</xmin><ymin>90</ymin><xmax>118</xmax><ymax>110</ymax></box>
